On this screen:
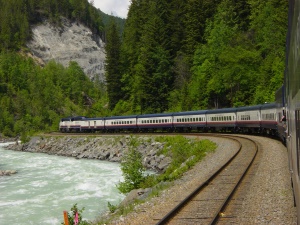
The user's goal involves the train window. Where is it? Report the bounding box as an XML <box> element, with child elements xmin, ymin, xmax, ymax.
<box><xmin>296</xmin><ymin>110</ymin><xmax>300</xmax><ymax>177</ymax></box>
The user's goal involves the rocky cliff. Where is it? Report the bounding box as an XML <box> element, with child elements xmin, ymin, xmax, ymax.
<box><xmin>27</xmin><ymin>18</ymin><xmax>106</xmax><ymax>82</ymax></box>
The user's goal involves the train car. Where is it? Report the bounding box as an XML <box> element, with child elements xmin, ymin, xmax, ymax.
<box><xmin>80</xmin><ymin>117</ymin><xmax>105</xmax><ymax>132</ymax></box>
<box><xmin>285</xmin><ymin>0</ymin><xmax>300</xmax><ymax>221</ymax></box>
<box><xmin>275</xmin><ymin>85</ymin><xmax>287</xmax><ymax>142</ymax></box>
<box><xmin>173</xmin><ymin>110</ymin><xmax>207</xmax><ymax>132</ymax></box>
<box><xmin>137</xmin><ymin>113</ymin><xmax>173</xmax><ymax>132</ymax></box>
<box><xmin>59</xmin><ymin>117</ymin><xmax>73</xmax><ymax>132</ymax></box>
<box><xmin>206</xmin><ymin>108</ymin><xmax>237</xmax><ymax>132</ymax></box>
<box><xmin>104</xmin><ymin>115</ymin><xmax>138</xmax><ymax>132</ymax></box>
<box><xmin>59</xmin><ymin>116</ymin><xmax>86</xmax><ymax>132</ymax></box>
<box><xmin>236</xmin><ymin>105</ymin><xmax>261</xmax><ymax>133</ymax></box>
<box><xmin>260</xmin><ymin>103</ymin><xmax>278</xmax><ymax>135</ymax></box>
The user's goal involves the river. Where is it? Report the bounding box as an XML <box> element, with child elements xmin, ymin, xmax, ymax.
<box><xmin>0</xmin><ymin>142</ymin><xmax>124</xmax><ymax>224</ymax></box>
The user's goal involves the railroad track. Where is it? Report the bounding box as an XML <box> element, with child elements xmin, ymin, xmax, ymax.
<box><xmin>153</xmin><ymin>134</ymin><xmax>258</xmax><ymax>225</ymax></box>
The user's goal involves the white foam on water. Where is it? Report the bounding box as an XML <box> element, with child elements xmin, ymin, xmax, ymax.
<box><xmin>0</xmin><ymin>146</ymin><xmax>124</xmax><ymax>224</ymax></box>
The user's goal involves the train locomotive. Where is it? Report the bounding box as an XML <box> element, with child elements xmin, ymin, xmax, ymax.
<box><xmin>59</xmin><ymin>0</ymin><xmax>300</xmax><ymax>222</ymax></box>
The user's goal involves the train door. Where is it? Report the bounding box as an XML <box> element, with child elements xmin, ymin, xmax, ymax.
<box><xmin>296</xmin><ymin>110</ymin><xmax>300</xmax><ymax>179</ymax></box>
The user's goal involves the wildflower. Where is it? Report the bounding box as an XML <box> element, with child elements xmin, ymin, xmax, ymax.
<box><xmin>74</xmin><ymin>211</ymin><xmax>79</xmax><ymax>225</ymax></box>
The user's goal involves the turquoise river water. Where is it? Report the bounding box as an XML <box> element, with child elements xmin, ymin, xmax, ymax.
<box><xmin>0</xmin><ymin>142</ymin><xmax>124</xmax><ymax>224</ymax></box>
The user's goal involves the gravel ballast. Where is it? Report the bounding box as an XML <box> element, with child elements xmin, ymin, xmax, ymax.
<box><xmin>103</xmin><ymin>135</ymin><xmax>297</xmax><ymax>225</ymax></box>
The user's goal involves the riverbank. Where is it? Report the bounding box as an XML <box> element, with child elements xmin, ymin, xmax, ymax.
<box><xmin>0</xmin><ymin>138</ymin><xmax>19</xmax><ymax>176</ymax></box>
<box><xmin>4</xmin><ymin>135</ymin><xmax>172</xmax><ymax>172</ymax></box>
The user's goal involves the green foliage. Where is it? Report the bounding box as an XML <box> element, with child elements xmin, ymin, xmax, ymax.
<box><xmin>113</xmin><ymin>0</ymin><xmax>288</xmax><ymax>112</ymax></box>
<box><xmin>117</xmin><ymin>136</ymin><xmax>146</xmax><ymax>194</ymax></box>
<box><xmin>0</xmin><ymin>52</ymin><xmax>104</xmax><ymax>137</ymax></box>
<box><xmin>154</xmin><ymin>136</ymin><xmax>216</xmax><ymax>182</ymax></box>
<box><xmin>107</xmin><ymin>202</ymin><xmax>117</xmax><ymax>213</ymax></box>
<box><xmin>105</xmin><ymin>18</ymin><xmax>123</xmax><ymax>110</ymax></box>
<box><xmin>62</xmin><ymin>203</ymin><xmax>89</xmax><ymax>225</ymax></box>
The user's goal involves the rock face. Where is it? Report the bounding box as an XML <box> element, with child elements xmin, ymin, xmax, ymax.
<box><xmin>27</xmin><ymin>18</ymin><xmax>106</xmax><ymax>82</ymax></box>
<box><xmin>5</xmin><ymin>136</ymin><xmax>172</xmax><ymax>172</ymax></box>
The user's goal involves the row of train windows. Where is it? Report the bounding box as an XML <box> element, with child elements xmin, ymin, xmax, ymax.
<box><xmin>240</xmin><ymin>115</ymin><xmax>251</xmax><ymax>120</ymax></box>
<box><xmin>262</xmin><ymin>113</ymin><xmax>275</xmax><ymax>120</ymax></box>
<box><xmin>176</xmin><ymin>117</ymin><xmax>205</xmax><ymax>122</ymax></box>
<box><xmin>141</xmin><ymin>119</ymin><xmax>170</xmax><ymax>124</ymax></box>
<box><xmin>112</xmin><ymin>121</ymin><xmax>133</xmax><ymax>125</ymax></box>
<box><xmin>210</xmin><ymin>116</ymin><xmax>233</xmax><ymax>121</ymax></box>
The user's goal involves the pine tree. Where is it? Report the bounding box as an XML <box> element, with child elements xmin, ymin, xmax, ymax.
<box><xmin>105</xmin><ymin>18</ymin><xmax>123</xmax><ymax>110</ymax></box>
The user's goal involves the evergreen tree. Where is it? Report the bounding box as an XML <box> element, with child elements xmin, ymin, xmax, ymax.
<box><xmin>105</xmin><ymin>18</ymin><xmax>123</xmax><ymax>110</ymax></box>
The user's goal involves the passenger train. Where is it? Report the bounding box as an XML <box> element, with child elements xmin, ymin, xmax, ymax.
<box><xmin>59</xmin><ymin>102</ymin><xmax>284</xmax><ymax>139</ymax></box>
<box><xmin>60</xmin><ymin>0</ymin><xmax>300</xmax><ymax>222</ymax></box>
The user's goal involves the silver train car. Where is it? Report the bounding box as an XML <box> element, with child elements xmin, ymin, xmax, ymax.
<box><xmin>285</xmin><ymin>0</ymin><xmax>300</xmax><ymax>221</ymax></box>
<box><xmin>59</xmin><ymin>103</ymin><xmax>278</xmax><ymax>134</ymax></box>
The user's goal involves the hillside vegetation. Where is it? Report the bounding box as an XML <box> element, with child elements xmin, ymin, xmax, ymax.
<box><xmin>0</xmin><ymin>0</ymin><xmax>123</xmax><ymax>138</ymax></box>
<box><xmin>106</xmin><ymin>0</ymin><xmax>288</xmax><ymax>114</ymax></box>
<box><xmin>0</xmin><ymin>0</ymin><xmax>288</xmax><ymax>138</ymax></box>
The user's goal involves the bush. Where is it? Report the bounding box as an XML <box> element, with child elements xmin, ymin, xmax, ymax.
<box><xmin>117</xmin><ymin>136</ymin><xmax>145</xmax><ymax>194</ymax></box>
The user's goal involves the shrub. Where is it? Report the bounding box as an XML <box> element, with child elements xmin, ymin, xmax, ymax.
<box><xmin>117</xmin><ymin>136</ymin><xmax>145</xmax><ymax>194</ymax></box>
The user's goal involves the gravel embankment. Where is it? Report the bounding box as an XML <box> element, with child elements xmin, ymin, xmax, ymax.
<box><xmin>103</xmin><ymin>135</ymin><xmax>297</xmax><ymax>225</ymax></box>
<box><xmin>4</xmin><ymin>135</ymin><xmax>172</xmax><ymax>172</ymax></box>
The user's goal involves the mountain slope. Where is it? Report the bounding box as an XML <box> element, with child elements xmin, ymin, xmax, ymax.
<box><xmin>27</xmin><ymin>18</ymin><xmax>106</xmax><ymax>82</ymax></box>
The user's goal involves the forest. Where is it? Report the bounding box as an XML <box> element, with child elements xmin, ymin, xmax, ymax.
<box><xmin>0</xmin><ymin>0</ymin><xmax>289</xmax><ymax>138</ymax></box>
<box><xmin>105</xmin><ymin>0</ymin><xmax>288</xmax><ymax>115</ymax></box>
